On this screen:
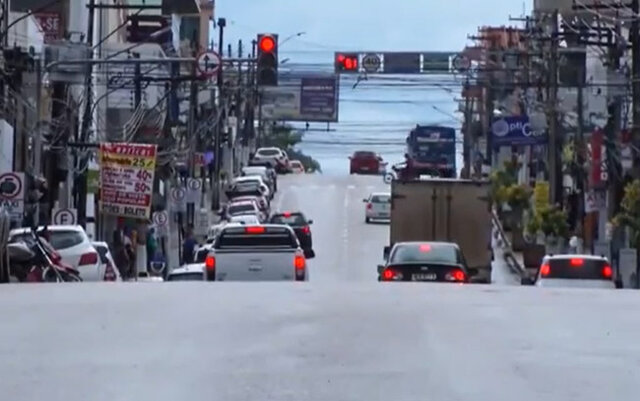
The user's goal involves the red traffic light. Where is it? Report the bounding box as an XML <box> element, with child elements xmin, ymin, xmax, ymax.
<box><xmin>259</xmin><ymin>35</ymin><xmax>276</xmax><ymax>52</ymax></box>
<box><xmin>335</xmin><ymin>53</ymin><xmax>358</xmax><ymax>72</ymax></box>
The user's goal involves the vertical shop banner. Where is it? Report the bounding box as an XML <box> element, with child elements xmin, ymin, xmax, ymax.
<box><xmin>590</xmin><ymin>129</ymin><xmax>608</xmax><ymax>189</ymax></box>
<box><xmin>99</xmin><ymin>143</ymin><xmax>157</xmax><ymax>219</ymax></box>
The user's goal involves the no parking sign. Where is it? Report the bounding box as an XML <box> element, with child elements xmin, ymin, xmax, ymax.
<box><xmin>170</xmin><ymin>186</ymin><xmax>187</xmax><ymax>212</ymax></box>
<box><xmin>152</xmin><ymin>211</ymin><xmax>168</xmax><ymax>237</ymax></box>
<box><xmin>52</xmin><ymin>207</ymin><xmax>77</xmax><ymax>225</ymax></box>
<box><xmin>187</xmin><ymin>178</ymin><xmax>202</xmax><ymax>203</ymax></box>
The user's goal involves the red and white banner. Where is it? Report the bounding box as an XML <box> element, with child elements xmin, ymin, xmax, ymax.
<box><xmin>98</xmin><ymin>143</ymin><xmax>157</xmax><ymax>219</ymax></box>
<box><xmin>590</xmin><ymin>129</ymin><xmax>608</xmax><ymax>189</ymax></box>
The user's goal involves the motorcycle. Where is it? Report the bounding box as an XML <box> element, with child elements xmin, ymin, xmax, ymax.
<box><xmin>8</xmin><ymin>228</ymin><xmax>82</xmax><ymax>283</ymax></box>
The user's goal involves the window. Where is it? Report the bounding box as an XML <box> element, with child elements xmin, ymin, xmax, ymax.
<box><xmin>228</xmin><ymin>203</ymin><xmax>256</xmax><ymax>215</ymax></box>
<box><xmin>371</xmin><ymin>195</ymin><xmax>390</xmax><ymax>203</ymax></box>
<box><xmin>354</xmin><ymin>151</ymin><xmax>376</xmax><ymax>159</ymax></box>
<box><xmin>390</xmin><ymin>244</ymin><xmax>461</xmax><ymax>265</ymax></box>
<box><xmin>194</xmin><ymin>248</ymin><xmax>210</xmax><ymax>263</ymax></box>
<box><xmin>258</xmin><ymin>149</ymin><xmax>281</xmax><ymax>156</ymax></box>
<box><xmin>545</xmin><ymin>258</ymin><xmax>611</xmax><ymax>280</ymax></box>
<box><xmin>94</xmin><ymin>245</ymin><xmax>110</xmax><ymax>264</ymax></box>
<box><xmin>179</xmin><ymin>16</ymin><xmax>200</xmax><ymax>44</ymax></box>
<box><xmin>217</xmin><ymin>230</ymin><xmax>297</xmax><ymax>248</ymax></box>
<box><xmin>270</xmin><ymin>213</ymin><xmax>307</xmax><ymax>226</ymax></box>
<box><xmin>12</xmin><ymin>230</ymin><xmax>84</xmax><ymax>250</ymax></box>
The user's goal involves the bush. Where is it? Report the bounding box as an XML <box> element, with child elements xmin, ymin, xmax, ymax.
<box><xmin>614</xmin><ymin>179</ymin><xmax>640</xmax><ymax>247</ymax></box>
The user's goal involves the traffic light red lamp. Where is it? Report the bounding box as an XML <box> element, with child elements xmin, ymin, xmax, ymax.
<box><xmin>257</xmin><ymin>33</ymin><xmax>279</xmax><ymax>86</ymax></box>
<box><xmin>335</xmin><ymin>53</ymin><xmax>359</xmax><ymax>73</ymax></box>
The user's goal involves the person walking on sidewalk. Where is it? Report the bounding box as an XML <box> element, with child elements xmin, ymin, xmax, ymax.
<box><xmin>182</xmin><ymin>225</ymin><xmax>197</xmax><ymax>265</ymax></box>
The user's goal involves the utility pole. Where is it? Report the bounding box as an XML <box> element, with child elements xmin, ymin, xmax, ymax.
<box><xmin>548</xmin><ymin>9</ymin><xmax>561</xmax><ymax>205</ymax></box>
<box><xmin>610</xmin><ymin>22</ymin><xmax>623</xmax><ymax>217</ymax></box>
<box><xmin>213</xmin><ymin>17</ymin><xmax>226</xmax><ymax>210</ymax></box>
<box><xmin>133</xmin><ymin>52</ymin><xmax>142</xmax><ymax>108</ymax></box>
<box><xmin>632</xmin><ymin>0</ymin><xmax>640</xmax><ymax>168</ymax></box>
<box><xmin>34</xmin><ymin>56</ymin><xmax>43</xmax><ymax>175</ymax></box>
<box><xmin>76</xmin><ymin>0</ymin><xmax>96</xmax><ymax>226</ymax></box>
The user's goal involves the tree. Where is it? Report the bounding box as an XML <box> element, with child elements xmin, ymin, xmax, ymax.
<box><xmin>263</xmin><ymin>124</ymin><xmax>322</xmax><ymax>173</ymax></box>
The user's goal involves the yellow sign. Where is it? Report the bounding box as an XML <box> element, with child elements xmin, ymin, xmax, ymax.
<box><xmin>534</xmin><ymin>181</ymin><xmax>549</xmax><ymax>212</ymax></box>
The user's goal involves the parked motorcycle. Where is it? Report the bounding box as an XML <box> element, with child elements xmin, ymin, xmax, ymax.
<box><xmin>8</xmin><ymin>228</ymin><xmax>82</xmax><ymax>283</ymax></box>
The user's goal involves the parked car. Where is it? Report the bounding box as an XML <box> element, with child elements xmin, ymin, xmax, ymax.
<box><xmin>92</xmin><ymin>241</ymin><xmax>122</xmax><ymax>281</ymax></box>
<box><xmin>349</xmin><ymin>151</ymin><xmax>383</xmax><ymax>175</ymax></box>
<box><xmin>290</xmin><ymin>160</ymin><xmax>305</xmax><ymax>174</ymax></box>
<box><xmin>252</xmin><ymin>147</ymin><xmax>290</xmax><ymax>174</ymax></box>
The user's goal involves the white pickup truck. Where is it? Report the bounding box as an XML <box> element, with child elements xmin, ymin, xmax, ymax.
<box><xmin>204</xmin><ymin>224</ymin><xmax>308</xmax><ymax>281</ymax></box>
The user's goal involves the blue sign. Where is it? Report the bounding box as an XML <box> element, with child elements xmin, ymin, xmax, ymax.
<box><xmin>491</xmin><ymin>115</ymin><xmax>547</xmax><ymax>147</ymax></box>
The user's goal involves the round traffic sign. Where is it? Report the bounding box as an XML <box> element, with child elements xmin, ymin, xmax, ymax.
<box><xmin>196</xmin><ymin>51</ymin><xmax>221</xmax><ymax>78</ymax></box>
<box><xmin>188</xmin><ymin>179</ymin><xmax>202</xmax><ymax>191</ymax></box>
<box><xmin>171</xmin><ymin>187</ymin><xmax>186</xmax><ymax>201</ymax></box>
<box><xmin>452</xmin><ymin>54</ymin><xmax>471</xmax><ymax>72</ymax></box>
<box><xmin>53</xmin><ymin>208</ymin><xmax>76</xmax><ymax>225</ymax></box>
<box><xmin>153</xmin><ymin>211</ymin><xmax>168</xmax><ymax>226</ymax></box>
<box><xmin>362</xmin><ymin>53</ymin><xmax>381</xmax><ymax>73</ymax></box>
<box><xmin>0</xmin><ymin>172</ymin><xmax>22</xmax><ymax>199</ymax></box>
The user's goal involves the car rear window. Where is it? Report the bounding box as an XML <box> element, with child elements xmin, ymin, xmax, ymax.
<box><xmin>217</xmin><ymin>227</ymin><xmax>297</xmax><ymax>248</ymax></box>
<box><xmin>228</xmin><ymin>203</ymin><xmax>256</xmax><ymax>215</ymax></box>
<box><xmin>95</xmin><ymin>245</ymin><xmax>110</xmax><ymax>264</ymax></box>
<box><xmin>10</xmin><ymin>230</ymin><xmax>85</xmax><ymax>250</ymax></box>
<box><xmin>354</xmin><ymin>151</ymin><xmax>376</xmax><ymax>158</ymax></box>
<box><xmin>371</xmin><ymin>195</ymin><xmax>390</xmax><ymax>203</ymax></box>
<box><xmin>545</xmin><ymin>258</ymin><xmax>611</xmax><ymax>280</ymax></box>
<box><xmin>232</xmin><ymin>181</ymin><xmax>260</xmax><ymax>191</ymax></box>
<box><xmin>258</xmin><ymin>149</ymin><xmax>280</xmax><ymax>156</ymax></box>
<box><xmin>194</xmin><ymin>248</ymin><xmax>210</xmax><ymax>263</ymax></box>
<box><xmin>168</xmin><ymin>273</ymin><xmax>204</xmax><ymax>281</ymax></box>
<box><xmin>270</xmin><ymin>214</ymin><xmax>306</xmax><ymax>226</ymax></box>
<box><xmin>390</xmin><ymin>243</ymin><xmax>461</xmax><ymax>265</ymax></box>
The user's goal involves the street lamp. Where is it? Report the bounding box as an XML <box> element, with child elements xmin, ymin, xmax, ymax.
<box><xmin>280</xmin><ymin>31</ymin><xmax>306</xmax><ymax>46</ymax></box>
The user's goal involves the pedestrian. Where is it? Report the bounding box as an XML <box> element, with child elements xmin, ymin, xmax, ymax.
<box><xmin>182</xmin><ymin>225</ymin><xmax>197</xmax><ymax>265</ymax></box>
<box><xmin>146</xmin><ymin>227</ymin><xmax>158</xmax><ymax>270</ymax></box>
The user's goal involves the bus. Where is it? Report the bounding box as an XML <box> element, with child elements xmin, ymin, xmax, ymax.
<box><xmin>406</xmin><ymin>125</ymin><xmax>457</xmax><ymax>178</ymax></box>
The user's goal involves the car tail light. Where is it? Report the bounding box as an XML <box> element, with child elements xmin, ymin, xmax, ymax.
<box><xmin>104</xmin><ymin>263</ymin><xmax>117</xmax><ymax>281</ymax></box>
<box><xmin>419</xmin><ymin>244</ymin><xmax>431</xmax><ymax>252</ymax></box>
<box><xmin>602</xmin><ymin>265</ymin><xmax>613</xmax><ymax>279</ymax></box>
<box><xmin>294</xmin><ymin>253</ymin><xmax>306</xmax><ymax>281</ymax></box>
<box><xmin>367</xmin><ymin>203</ymin><xmax>372</xmax><ymax>209</ymax></box>
<box><xmin>445</xmin><ymin>269</ymin><xmax>466</xmax><ymax>282</ymax></box>
<box><xmin>245</xmin><ymin>226</ymin><xmax>265</xmax><ymax>234</ymax></box>
<box><xmin>570</xmin><ymin>258</ymin><xmax>584</xmax><ymax>266</ymax></box>
<box><xmin>79</xmin><ymin>252</ymin><xmax>98</xmax><ymax>266</ymax></box>
<box><xmin>205</xmin><ymin>255</ymin><xmax>216</xmax><ymax>271</ymax></box>
<box><xmin>283</xmin><ymin>211</ymin><xmax>292</xmax><ymax>217</ymax></box>
<box><xmin>302</xmin><ymin>226</ymin><xmax>310</xmax><ymax>235</ymax></box>
<box><xmin>381</xmin><ymin>268</ymin><xmax>402</xmax><ymax>281</ymax></box>
<box><xmin>540</xmin><ymin>263</ymin><xmax>550</xmax><ymax>277</ymax></box>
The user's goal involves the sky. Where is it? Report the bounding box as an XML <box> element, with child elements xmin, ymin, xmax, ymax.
<box><xmin>215</xmin><ymin>0</ymin><xmax>530</xmax><ymax>174</ymax></box>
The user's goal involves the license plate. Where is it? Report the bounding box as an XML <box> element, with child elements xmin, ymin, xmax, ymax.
<box><xmin>412</xmin><ymin>273</ymin><xmax>437</xmax><ymax>281</ymax></box>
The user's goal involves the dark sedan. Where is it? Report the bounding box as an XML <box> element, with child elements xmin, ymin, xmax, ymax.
<box><xmin>269</xmin><ymin>211</ymin><xmax>315</xmax><ymax>258</ymax></box>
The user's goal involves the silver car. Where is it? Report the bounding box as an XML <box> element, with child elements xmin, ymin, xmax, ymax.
<box><xmin>364</xmin><ymin>192</ymin><xmax>391</xmax><ymax>223</ymax></box>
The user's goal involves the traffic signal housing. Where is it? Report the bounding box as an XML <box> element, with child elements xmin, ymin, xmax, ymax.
<box><xmin>257</xmin><ymin>33</ymin><xmax>279</xmax><ymax>86</ymax></box>
<box><xmin>335</xmin><ymin>52</ymin><xmax>359</xmax><ymax>73</ymax></box>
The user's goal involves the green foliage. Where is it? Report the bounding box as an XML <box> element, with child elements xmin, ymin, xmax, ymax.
<box><xmin>490</xmin><ymin>160</ymin><xmax>520</xmax><ymax>204</ymax></box>
<box><xmin>263</xmin><ymin>125</ymin><xmax>322</xmax><ymax>173</ymax></box>
<box><xmin>505</xmin><ymin>184</ymin><xmax>533</xmax><ymax>211</ymax></box>
<box><xmin>526</xmin><ymin>204</ymin><xmax>569</xmax><ymax>239</ymax></box>
<box><xmin>614</xmin><ymin>179</ymin><xmax>640</xmax><ymax>247</ymax></box>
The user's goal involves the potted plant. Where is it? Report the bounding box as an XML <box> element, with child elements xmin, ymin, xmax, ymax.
<box><xmin>505</xmin><ymin>184</ymin><xmax>532</xmax><ymax>251</ymax></box>
<box><xmin>536</xmin><ymin>205</ymin><xmax>570</xmax><ymax>254</ymax></box>
<box><xmin>490</xmin><ymin>160</ymin><xmax>520</xmax><ymax>230</ymax></box>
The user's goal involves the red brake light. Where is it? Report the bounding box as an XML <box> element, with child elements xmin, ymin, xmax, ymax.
<box><xmin>382</xmin><ymin>269</ymin><xmax>395</xmax><ymax>280</ymax></box>
<box><xmin>453</xmin><ymin>269</ymin><xmax>466</xmax><ymax>282</ymax></box>
<box><xmin>367</xmin><ymin>203</ymin><xmax>372</xmax><ymax>209</ymax></box>
<box><xmin>602</xmin><ymin>265</ymin><xmax>613</xmax><ymax>278</ymax></box>
<box><xmin>302</xmin><ymin>226</ymin><xmax>310</xmax><ymax>235</ymax></box>
<box><xmin>570</xmin><ymin>258</ymin><xmax>584</xmax><ymax>266</ymax></box>
<box><xmin>540</xmin><ymin>263</ymin><xmax>550</xmax><ymax>276</ymax></box>
<box><xmin>419</xmin><ymin>244</ymin><xmax>431</xmax><ymax>252</ymax></box>
<box><xmin>205</xmin><ymin>255</ymin><xmax>216</xmax><ymax>271</ymax></box>
<box><xmin>294</xmin><ymin>255</ymin><xmax>306</xmax><ymax>270</ymax></box>
<box><xmin>245</xmin><ymin>226</ymin><xmax>265</xmax><ymax>234</ymax></box>
<box><xmin>79</xmin><ymin>252</ymin><xmax>98</xmax><ymax>266</ymax></box>
<box><xmin>283</xmin><ymin>211</ymin><xmax>292</xmax><ymax>217</ymax></box>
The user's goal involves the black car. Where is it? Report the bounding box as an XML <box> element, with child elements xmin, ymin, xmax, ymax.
<box><xmin>269</xmin><ymin>211</ymin><xmax>315</xmax><ymax>258</ymax></box>
<box><xmin>378</xmin><ymin>241</ymin><xmax>476</xmax><ymax>282</ymax></box>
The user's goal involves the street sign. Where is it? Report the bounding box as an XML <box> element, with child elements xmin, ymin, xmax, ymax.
<box><xmin>0</xmin><ymin>172</ymin><xmax>25</xmax><ymax>221</ymax></box>
<box><xmin>187</xmin><ymin>178</ymin><xmax>202</xmax><ymax>204</ymax></box>
<box><xmin>170</xmin><ymin>186</ymin><xmax>187</xmax><ymax>212</ymax></box>
<box><xmin>52</xmin><ymin>207</ymin><xmax>77</xmax><ymax>225</ymax></box>
<box><xmin>196</xmin><ymin>50</ymin><xmax>221</xmax><ymax>78</ymax></box>
<box><xmin>194</xmin><ymin>209</ymin><xmax>209</xmax><ymax>236</ymax></box>
<box><xmin>452</xmin><ymin>54</ymin><xmax>471</xmax><ymax>72</ymax></box>
<box><xmin>422</xmin><ymin>52</ymin><xmax>453</xmax><ymax>73</ymax></box>
<box><xmin>152</xmin><ymin>210</ymin><xmax>169</xmax><ymax>237</ymax></box>
<box><xmin>362</xmin><ymin>53</ymin><xmax>381</xmax><ymax>73</ymax></box>
<box><xmin>383</xmin><ymin>52</ymin><xmax>421</xmax><ymax>74</ymax></box>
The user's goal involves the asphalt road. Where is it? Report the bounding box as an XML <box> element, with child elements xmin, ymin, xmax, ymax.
<box><xmin>274</xmin><ymin>173</ymin><xmax>518</xmax><ymax>284</ymax></box>
<box><xmin>3</xmin><ymin>174</ymin><xmax>637</xmax><ymax>401</ymax></box>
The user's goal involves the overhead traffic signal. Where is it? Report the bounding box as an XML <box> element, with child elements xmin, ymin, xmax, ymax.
<box><xmin>335</xmin><ymin>52</ymin><xmax>359</xmax><ymax>73</ymax></box>
<box><xmin>257</xmin><ymin>33</ymin><xmax>279</xmax><ymax>86</ymax></box>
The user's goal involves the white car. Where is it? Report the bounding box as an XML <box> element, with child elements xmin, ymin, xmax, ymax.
<box><xmin>522</xmin><ymin>254</ymin><xmax>620</xmax><ymax>289</ymax></box>
<box><xmin>232</xmin><ymin>176</ymin><xmax>271</xmax><ymax>200</ymax></box>
<box><xmin>167</xmin><ymin>264</ymin><xmax>205</xmax><ymax>281</ymax></box>
<box><xmin>241</xmin><ymin>166</ymin><xmax>276</xmax><ymax>193</ymax></box>
<box><xmin>92</xmin><ymin>241</ymin><xmax>122</xmax><ymax>281</ymax></box>
<box><xmin>252</xmin><ymin>147</ymin><xmax>289</xmax><ymax>173</ymax></box>
<box><xmin>9</xmin><ymin>225</ymin><xmax>102</xmax><ymax>281</ymax></box>
<box><xmin>290</xmin><ymin>160</ymin><xmax>305</xmax><ymax>174</ymax></box>
<box><xmin>225</xmin><ymin>200</ymin><xmax>265</xmax><ymax>222</ymax></box>
<box><xmin>363</xmin><ymin>192</ymin><xmax>391</xmax><ymax>223</ymax></box>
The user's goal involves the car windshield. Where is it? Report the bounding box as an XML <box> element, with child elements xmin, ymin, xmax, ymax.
<box><xmin>270</xmin><ymin>213</ymin><xmax>307</xmax><ymax>226</ymax></box>
<box><xmin>545</xmin><ymin>258</ymin><xmax>611</xmax><ymax>280</ymax></box>
<box><xmin>168</xmin><ymin>273</ymin><xmax>203</xmax><ymax>281</ymax></box>
<box><xmin>228</xmin><ymin>203</ymin><xmax>255</xmax><ymax>215</ymax></box>
<box><xmin>354</xmin><ymin>151</ymin><xmax>376</xmax><ymax>159</ymax></box>
<box><xmin>371</xmin><ymin>194</ymin><xmax>390</xmax><ymax>203</ymax></box>
<box><xmin>390</xmin><ymin>243</ymin><xmax>461</xmax><ymax>265</ymax></box>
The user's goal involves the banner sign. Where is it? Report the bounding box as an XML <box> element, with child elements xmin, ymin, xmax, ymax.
<box><xmin>261</xmin><ymin>74</ymin><xmax>339</xmax><ymax>122</ymax></box>
<box><xmin>590</xmin><ymin>129</ymin><xmax>608</xmax><ymax>189</ymax></box>
<box><xmin>99</xmin><ymin>143</ymin><xmax>157</xmax><ymax>219</ymax></box>
<box><xmin>491</xmin><ymin>115</ymin><xmax>547</xmax><ymax>147</ymax></box>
